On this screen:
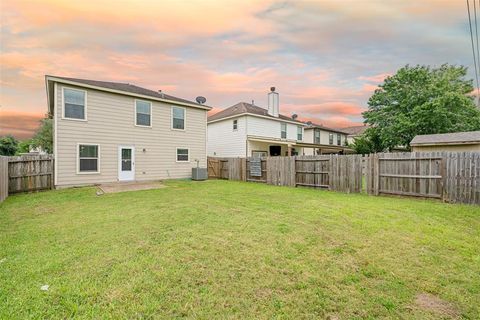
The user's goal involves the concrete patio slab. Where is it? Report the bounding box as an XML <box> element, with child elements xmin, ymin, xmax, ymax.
<box><xmin>97</xmin><ymin>181</ymin><xmax>165</xmax><ymax>194</ymax></box>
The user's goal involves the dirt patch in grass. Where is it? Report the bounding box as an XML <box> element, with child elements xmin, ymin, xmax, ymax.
<box><xmin>415</xmin><ymin>293</ymin><xmax>459</xmax><ymax>318</ymax></box>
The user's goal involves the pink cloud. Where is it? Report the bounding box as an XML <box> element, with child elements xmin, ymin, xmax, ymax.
<box><xmin>358</xmin><ymin>73</ymin><xmax>391</xmax><ymax>83</ymax></box>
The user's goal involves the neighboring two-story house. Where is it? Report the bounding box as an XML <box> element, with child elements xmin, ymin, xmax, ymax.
<box><xmin>45</xmin><ymin>75</ymin><xmax>211</xmax><ymax>188</ymax></box>
<box><xmin>207</xmin><ymin>88</ymin><xmax>307</xmax><ymax>157</ymax></box>
<box><xmin>303</xmin><ymin>123</ymin><xmax>351</xmax><ymax>155</ymax></box>
<box><xmin>207</xmin><ymin>88</ymin><xmax>352</xmax><ymax>157</ymax></box>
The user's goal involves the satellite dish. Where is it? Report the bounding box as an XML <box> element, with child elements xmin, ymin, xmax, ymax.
<box><xmin>306</xmin><ymin>121</ymin><xmax>312</xmax><ymax>125</ymax></box>
<box><xmin>196</xmin><ymin>96</ymin><xmax>206</xmax><ymax>104</ymax></box>
<box><xmin>291</xmin><ymin>113</ymin><xmax>298</xmax><ymax>120</ymax></box>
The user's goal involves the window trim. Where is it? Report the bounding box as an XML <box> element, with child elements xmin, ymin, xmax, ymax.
<box><xmin>337</xmin><ymin>133</ymin><xmax>341</xmax><ymax>146</ymax></box>
<box><xmin>233</xmin><ymin>119</ymin><xmax>238</xmax><ymax>131</ymax></box>
<box><xmin>176</xmin><ymin>147</ymin><xmax>190</xmax><ymax>162</ymax></box>
<box><xmin>76</xmin><ymin>143</ymin><xmax>100</xmax><ymax>175</ymax></box>
<box><xmin>171</xmin><ymin>106</ymin><xmax>186</xmax><ymax>131</ymax></box>
<box><xmin>314</xmin><ymin>129</ymin><xmax>321</xmax><ymax>144</ymax></box>
<box><xmin>62</xmin><ymin>86</ymin><xmax>88</xmax><ymax>121</ymax></box>
<box><xmin>329</xmin><ymin>133</ymin><xmax>334</xmax><ymax>145</ymax></box>
<box><xmin>280</xmin><ymin>123</ymin><xmax>287</xmax><ymax>139</ymax></box>
<box><xmin>297</xmin><ymin>126</ymin><xmax>303</xmax><ymax>141</ymax></box>
<box><xmin>252</xmin><ymin>150</ymin><xmax>268</xmax><ymax>158</ymax></box>
<box><xmin>134</xmin><ymin>99</ymin><xmax>152</xmax><ymax>128</ymax></box>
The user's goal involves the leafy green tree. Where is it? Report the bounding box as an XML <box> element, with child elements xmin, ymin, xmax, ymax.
<box><xmin>16</xmin><ymin>139</ymin><xmax>33</xmax><ymax>155</ymax></box>
<box><xmin>351</xmin><ymin>127</ymin><xmax>384</xmax><ymax>154</ymax></box>
<box><xmin>31</xmin><ymin>118</ymin><xmax>53</xmax><ymax>154</ymax></box>
<box><xmin>0</xmin><ymin>135</ymin><xmax>19</xmax><ymax>156</ymax></box>
<box><xmin>363</xmin><ymin>64</ymin><xmax>480</xmax><ymax>151</ymax></box>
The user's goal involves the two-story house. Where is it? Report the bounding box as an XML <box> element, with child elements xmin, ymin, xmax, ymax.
<box><xmin>45</xmin><ymin>76</ymin><xmax>211</xmax><ymax>188</ymax></box>
<box><xmin>303</xmin><ymin>123</ymin><xmax>351</xmax><ymax>155</ymax></box>
<box><xmin>207</xmin><ymin>88</ymin><xmax>306</xmax><ymax>157</ymax></box>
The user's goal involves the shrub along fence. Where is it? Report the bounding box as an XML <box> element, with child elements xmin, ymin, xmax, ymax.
<box><xmin>0</xmin><ymin>154</ymin><xmax>54</xmax><ymax>203</ymax></box>
<box><xmin>209</xmin><ymin>151</ymin><xmax>480</xmax><ymax>205</ymax></box>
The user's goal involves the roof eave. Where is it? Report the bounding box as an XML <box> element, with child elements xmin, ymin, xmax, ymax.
<box><xmin>208</xmin><ymin>112</ymin><xmax>306</xmax><ymax>125</ymax></box>
<box><xmin>45</xmin><ymin>75</ymin><xmax>212</xmax><ymax>110</ymax></box>
<box><xmin>411</xmin><ymin>141</ymin><xmax>480</xmax><ymax>146</ymax></box>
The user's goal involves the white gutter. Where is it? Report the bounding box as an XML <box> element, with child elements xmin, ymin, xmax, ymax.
<box><xmin>208</xmin><ymin>113</ymin><xmax>305</xmax><ymax>126</ymax></box>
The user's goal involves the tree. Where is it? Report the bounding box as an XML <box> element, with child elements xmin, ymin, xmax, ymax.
<box><xmin>31</xmin><ymin>118</ymin><xmax>53</xmax><ymax>154</ymax></box>
<box><xmin>350</xmin><ymin>127</ymin><xmax>384</xmax><ymax>154</ymax></box>
<box><xmin>363</xmin><ymin>64</ymin><xmax>480</xmax><ymax>151</ymax></box>
<box><xmin>0</xmin><ymin>135</ymin><xmax>19</xmax><ymax>156</ymax></box>
<box><xmin>16</xmin><ymin>139</ymin><xmax>33</xmax><ymax>155</ymax></box>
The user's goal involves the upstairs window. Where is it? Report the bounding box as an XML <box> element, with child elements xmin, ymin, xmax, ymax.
<box><xmin>172</xmin><ymin>107</ymin><xmax>185</xmax><ymax>130</ymax></box>
<box><xmin>329</xmin><ymin>133</ymin><xmax>334</xmax><ymax>145</ymax></box>
<box><xmin>281</xmin><ymin>123</ymin><xmax>287</xmax><ymax>139</ymax></box>
<box><xmin>337</xmin><ymin>133</ymin><xmax>341</xmax><ymax>145</ymax></box>
<box><xmin>135</xmin><ymin>100</ymin><xmax>151</xmax><ymax>126</ymax></box>
<box><xmin>314</xmin><ymin>129</ymin><xmax>321</xmax><ymax>144</ymax></box>
<box><xmin>78</xmin><ymin>144</ymin><xmax>99</xmax><ymax>173</ymax></box>
<box><xmin>64</xmin><ymin>88</ymin><xmax>86</xmax><ymax>120</ymax></box>
<box><xmin>176</xmin><ymin>148</ymin><xmax>189</xmax><ymax>162</ymax></box>
<box><xmin>233</xmin><ymin>119</ymin><xmax>238</xmax><ymax>131</ymax></box>
<box><xmin>297</xmin><ymin>126</ymin><xmax>303</xmax><ymax>141</ymax></box>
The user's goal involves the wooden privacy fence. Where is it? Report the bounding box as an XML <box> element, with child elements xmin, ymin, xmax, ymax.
<box><xmin>365</xmin><ymin>152</ymin><xmax>480</xmax><ymax>205</ymax></box>
<box><xmin>209</xmin><ymin>152</ymin><xmax>480</xmax><ymax>205</ymax></box>
<box><xmin>0</xmin><ymin>155</ymin><xmax>55</xmax><ymax>203</ymax></box>
<box><xmin>0</xmin><ymin>157</ymin><xmax>8</xmax><ymax>203</ymax></box>
<box><xmin>208</xmin><ymin>155</ymin><xmax>363</xmax><ymax>193</ymax></box>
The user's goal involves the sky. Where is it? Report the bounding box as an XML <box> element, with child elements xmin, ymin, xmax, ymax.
<box><xmin>0</xmin><ymin>0</ymin><xmax>474</xmax><ymax>139</ymax></box>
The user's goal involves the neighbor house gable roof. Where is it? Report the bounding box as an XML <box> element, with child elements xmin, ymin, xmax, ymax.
<box><xmin>410</xmin><ymin>131</ymin><xmax>480</xmax><ymax>146</ymax></box>
<box><xmin>340</xmin><ymin>125</ymin><xmax>369</xmax><ymax>136</ymax></box>
<box><xmin>45</xmin><ymin>75</ymin><xmax>211</xmax><ymax>116</ymax></box>
<box><xmin>208</xmin><ymin>102</ymin><xmax>304</xmax><ymax>124</ymax></box>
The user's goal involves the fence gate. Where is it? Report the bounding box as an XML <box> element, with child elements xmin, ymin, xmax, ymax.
<box><xmin>207</xmin><ymin>157</ymin><xmax>229</xmax><ymax>179</ymax></box>
<box><xmin>367</xmin><ymin>153</ymin><xmax>445</xmax><ymax>199</ymax></box>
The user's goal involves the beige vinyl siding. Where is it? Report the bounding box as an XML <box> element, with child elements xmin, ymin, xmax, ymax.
<box><xmin>55</xmin><ymin>83</ymin><xmax>207</xmax><ymax>187</ymax></box>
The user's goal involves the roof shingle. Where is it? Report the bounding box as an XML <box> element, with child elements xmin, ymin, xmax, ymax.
<box><xmin>410</xmin><ymin>131</ymin><xmax>480</xmax><ymax>145</ymax></box>
<box><xmin>47</xmin><ymin>75</ymin><xmax>210</xmax><ymax>108</ymax></box>
<box><xmin>208</xmin><ymin>102</ymin><xmax>304</xmax><ymax>123</ymax></box>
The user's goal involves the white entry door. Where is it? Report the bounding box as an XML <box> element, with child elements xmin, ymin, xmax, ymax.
<box><xmin>118</xmin><ymin>146</ymin><xmax>135</xmax><ymax>181</ymax></box>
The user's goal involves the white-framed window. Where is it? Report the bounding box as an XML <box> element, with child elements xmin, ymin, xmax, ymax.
<box><xmin>176</xmin><ymin>148</ymin><xmax>189</xmax><ymax>162</ymax></box>
<box><xmin>297</xmin><ymin>126</ymin><xmax>303</xmax><ymax>141</ymax></box>
<box><xmin>337</xmin><ymin>133</ymin><xmax>341</xmax><ymax>146</ymax></box>
<box><xmin>233</xmin><ymin>119</ymin><xmax>238</xmax><ymax>131</ymax></box>
<box><xmin>135</xmin><ymin>100</ymin><xmax>151</xmax><ymax>127</ymax></box>
<box><xmin>172</xmin><ymin>106</ymin><xmax>186</xmax><ymax>130</ymax></box>
<box><xmin>77</xmin><ymin>144</ymin><xmax>99</xmax><ymax>173</ymax></box>
<box><xmin>329</xmin><ymin>133</ymin><xmax>334</xmax><ymax>145</ymax></box>
<box><xmin>252</xmin><ymin>151</ymin><xmax>267</xmax><ymax>158</ymax></box>
<box><xmin>314</xmin><ymin>129</ymin><xmax>321</xmax><ymax>144</ymax></box>
<box><xmin>63</xmin><ymin>87</ymin><xmax>86</xmax><ymax>120</ymax></box>
<box><xmin>281</xmin><ymin>123</ymin><xmax>287</xmax><ymax>139</ymax></box>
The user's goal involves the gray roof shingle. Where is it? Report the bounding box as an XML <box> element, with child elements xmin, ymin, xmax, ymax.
<box><xmin>47</xmin><ymin>75</ymin><xmax>210</xmax><ymax>108</ymax></box>
<box><xmin>340</xmin><ymin>125</ymin><xmax>369</xmax><ymax>136</ymax></box>
<box><xmin>208</xmin><ymin>102</ymin><xmax>304</xmax><ymax>123</ymax></box>
<box><xmin>410</xmin><ymin>131</ymin><xmax>480</xmax><ymax>145</ymax></box>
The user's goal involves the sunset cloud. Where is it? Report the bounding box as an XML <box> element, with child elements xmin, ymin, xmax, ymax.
<box><xmin>0</xmin><ymin>0</ymin><xmax>475</xmax><ymax>139</ymax></box>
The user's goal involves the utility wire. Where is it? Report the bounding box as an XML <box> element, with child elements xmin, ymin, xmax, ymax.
<box><xmin>467</xmin><ymin>0</ymin><xmax>480</xmax><ymax>100</ymax></box>
<box><xmin>474</xmin><ymin>1</ymin><xmax>480</xmax><ymax>91</ymax></box>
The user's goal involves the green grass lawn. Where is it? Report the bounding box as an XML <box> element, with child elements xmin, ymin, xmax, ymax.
<box><xmin>1</xmin><ymin>180</ymin><xmax>479</xmax><ymax>319</ymax></box>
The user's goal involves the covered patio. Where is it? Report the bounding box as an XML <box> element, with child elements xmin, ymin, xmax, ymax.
<box><xmin>246</xmin><ymin>136</ymin><xmax>352</xmax><ymax>157</ymax></box>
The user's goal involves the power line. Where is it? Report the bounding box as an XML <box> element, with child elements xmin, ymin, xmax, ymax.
<box><xmin>474</xmin><ymin>0</ymin><xmax>480</xmax><ymax>88</ymax></box>
<box><xmin>467</xmin><ymin>0</ymin><xmax>480</xmax><ymax>99</ymax></box>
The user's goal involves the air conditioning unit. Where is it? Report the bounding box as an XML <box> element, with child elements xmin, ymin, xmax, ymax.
<box><xmin>192</xmin><ymin>167</ymin><xmax>207</xmax><ymax>181</ymax></box>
